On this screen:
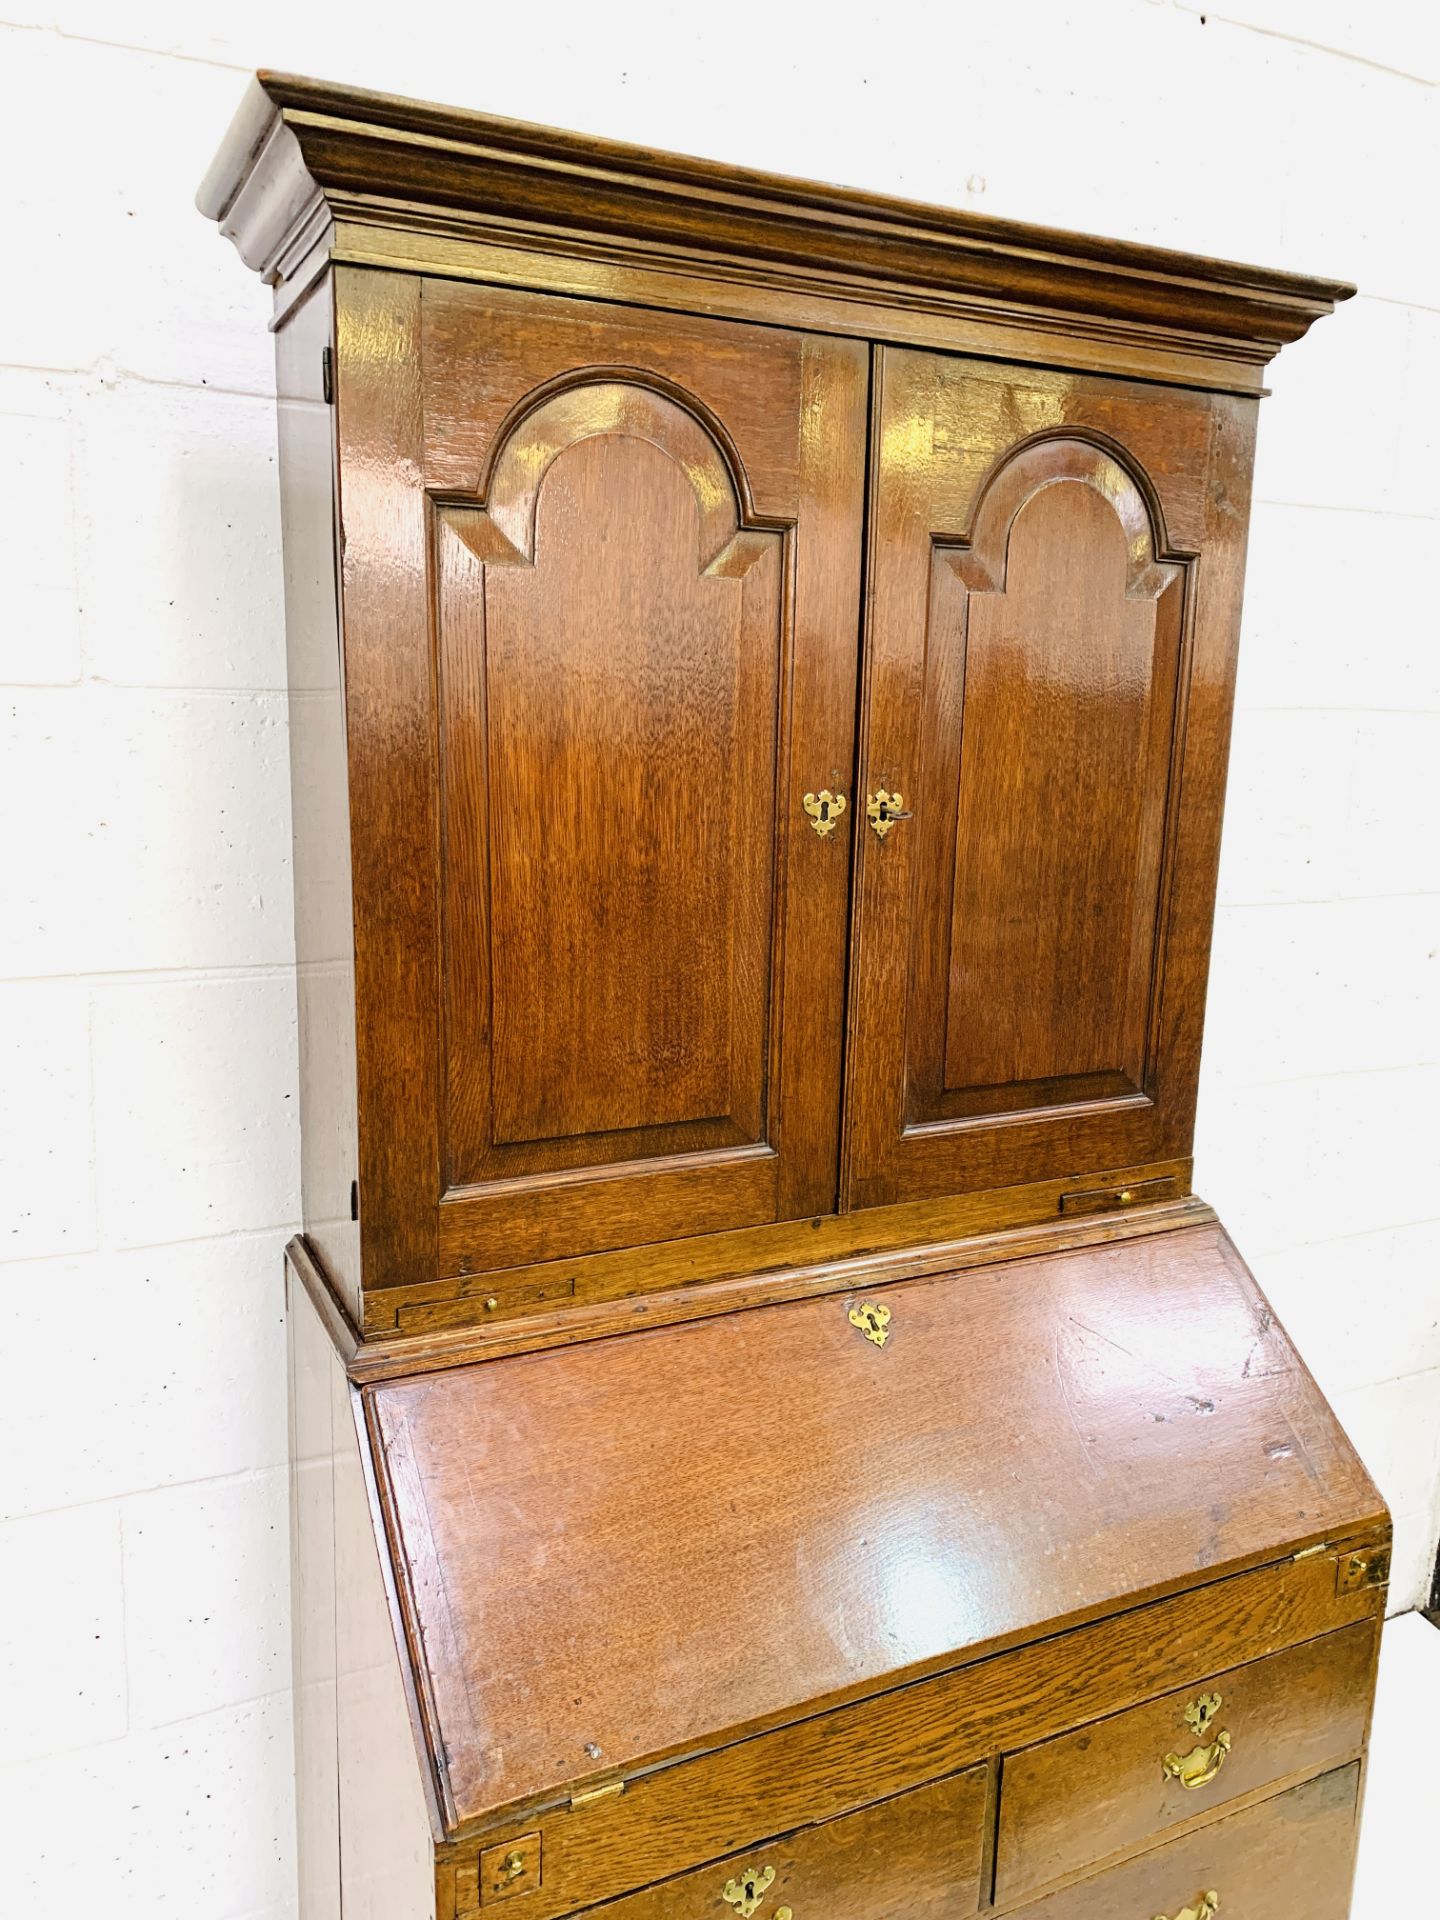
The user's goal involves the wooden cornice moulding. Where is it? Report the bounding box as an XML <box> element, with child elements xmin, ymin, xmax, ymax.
<box><xmin>198</xmin><ymin>71</ymin><xmax>1354</xmax><ymax>386</ymax></box>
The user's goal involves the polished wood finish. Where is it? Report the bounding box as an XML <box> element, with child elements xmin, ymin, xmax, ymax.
<box><xmin>421</xmin><ymin>282</ymin><xmax>866</xmax><ymax>1272</ymax></box>
<box><xmin>276</xmin><ymin>279</ymin><xmax>361</xmax><ymax>1321</ymax></box>
<box><xmin>198</xmin><ymin>72</ymin><xmax>1352</xmax><ymax>400</ymax></box>
<box><xmin>418</xmin><ymin>1540</ymin><xmax>1382</xmax><ymax>1879</ymax></box>
<box><xmin>459</xmin><ymin>1770</ymin><xmax>989</xmax><ymax>1920</ymax></box>
<box><xmin>331</xmin><ymin>269</ymin><xmax>867</xmax><ymax>1293</ymax></box>
<box><xmin>288</xmin><ymin>1267</ymin><xmax>436</xmax><ymax>1920</ymax></box>
<box><xmin>206</xmin><ymin>75</ymin><xmax>1345</xmax><ymax>1349</ymax></box>
<box><xmin>994</xmin><ymin>1620</ymin><xmax>1377</xmax><ymax>1902</ymax></box>
<box><xmin>209</xmin><ymin>77</ymin><xmax>1373</xmax><ymax>1920</ymax></box>
<box><xmin>845</xmin><ymin>353</ymin><xmax>1255</xmax><ymax>1209</ymax></box>
<box><xmin>999</xmin><ymin>1765</ymin><xmax>1362</xmax><ymax>1920</ymax></box>
<box><xmin>365</xmin><ymin>1224</ymin><xmax>1381</xmax><ymax>1829</ymax></box>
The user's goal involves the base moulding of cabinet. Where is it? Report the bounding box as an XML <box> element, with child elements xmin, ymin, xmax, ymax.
<box><xmin>290</xmin><ymin>1190</ymin><xmax>1217</xmax><ymax>1383</ymax></box>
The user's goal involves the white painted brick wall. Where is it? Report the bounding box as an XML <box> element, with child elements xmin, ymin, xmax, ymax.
<box><xmin>2</xmin><ymin>4</ymin><xmax>1434</xmax><ymax>1915</ymax></box>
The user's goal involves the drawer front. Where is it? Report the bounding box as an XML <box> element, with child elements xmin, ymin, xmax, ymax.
<box><xmin>995</xmin><ymin>1619</ymin><xmax>1376</xmax><ymax>1901</ymax></box>
<box><xmin>480</xmin><ymin>1769</ymin><xmax>988</xmax><ymax>1920</ymax></box>
<box><xmin>1001</xmin><ymin>1763</ymin><xmax>1360</xmax><ymax>1920</ymax></box>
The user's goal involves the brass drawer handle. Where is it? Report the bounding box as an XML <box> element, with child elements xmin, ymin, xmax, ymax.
<box><xmin>1162</xmin><ymin>1730</ymin><xmax>1231</xmax><ymax>1789</ymax></box>
<box><xmin>1163</xmin><ymin>1691</ymin><xmax>1232</xmax><ymax>1790</ymax></box>
<box><xmin>1154</xmin><ymin>1894</ymin><xmax>1219</xmax><ymax>1920</ymax></box>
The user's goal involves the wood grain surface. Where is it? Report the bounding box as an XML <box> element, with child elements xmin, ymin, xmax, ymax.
<box><xmin>994</xmin><ymin>1619</ymin><xmax>1377</xmax><ymax>1900</ymax></box>
<box><xmin>368</xmin><ymin>1223</ymin><xmax>1382</xmax><ymax>1829</ymax></box>
<box><xmin>200</xmin><ymin>72</ymin><xmax>1353</xmax><ymax>399</ymax></box>
<box><xmin>997</xmin><ymin>1764</ymin><xmax>1361</xmax><ymax>1920</ymax></box>
<box><xmin>456</xmin><ymin>1769</ymin><xmax>989</xmax><ymax>1920</ymax></box>
<box><xmin>844</xmin><ymin>352</ymin><xmax>1256</xmax><ymax>1211</ymax></box>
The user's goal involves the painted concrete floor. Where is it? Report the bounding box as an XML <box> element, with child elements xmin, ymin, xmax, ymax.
<box><xmin>1353</xmin><ymin>1610</ymin><xmax>1439</xmax><ymax>1909</ymax></box>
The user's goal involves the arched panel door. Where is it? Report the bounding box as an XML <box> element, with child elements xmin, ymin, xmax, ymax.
<box><xmin>844</xmin><ymin>348</ymin><xmax>1254</xmax><ymax>1209</ymax></box>
<box><xmin>346</xmin><ymin>278</ymin><xmax>868</xmax><ymax>1283</ymax></box>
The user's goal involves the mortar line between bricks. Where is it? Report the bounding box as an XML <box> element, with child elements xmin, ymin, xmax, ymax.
<box><xmin>0</xmin><ymin>16</ymin><xmax>253</xmax><ymax>77</ymax></box>
<box><xmin>1186</xmin><ymin>9</ymin><xmax>1438</xmax><ymax>87</ymax></box>
<box><xmin>0</xmin><ymin>357</ymin><xmax>275</xmax><ymax>402</ymax></box>
<box><xmin>8</xmin><ymin>1466</ymin><xmax>293</xmax><ymax>1536</ymax></box>
<box><xmin>0</xmin><ymin>1220</ymin><xmax>297</xmax><ymax>1273</ymax></box>
<box><xmin>0</xmin><ymin>962</ymin><xmax>300</xmax><ymax>987</ymax></box>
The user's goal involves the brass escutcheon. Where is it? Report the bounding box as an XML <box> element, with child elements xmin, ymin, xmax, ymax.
<box><xmin>848</xmin><ymin>1301</ymin><xmax>892</xmax><ymax>1348</ymax></box>
<box><xmin>866</xmin><ymin>789</ymin><xmax>908</xmax><ymax>839</ymax></box>
<box><xmin>1153</xmin><ymin>1894</ymin><xmax>1219</xmax><ymax>1920</ymax></box>
<box><xmin>1184</xmin><ymin>1693</ymin><xmax>1223</xmax><ymax>1739</ymax></box>
<box><xmin>721</xmin><ymin>1867</ymin><xmax>775</xmax><ymax>1918</ymax></box>
<box><xmin>802</xmin><ymin>789</ymin><xmax>847</xmax><ymax>838</ymax></box>
<box><xmin>1163</xmin><ymin>1695</ymin><xmax>1231</xmax><ymax>1790</ymax></box>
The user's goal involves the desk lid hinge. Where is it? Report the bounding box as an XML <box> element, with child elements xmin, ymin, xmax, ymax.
<box><xmin>569</xmin><ymin>1777</ymin><xmax>625</xmax><ymax>1812</ymax></box>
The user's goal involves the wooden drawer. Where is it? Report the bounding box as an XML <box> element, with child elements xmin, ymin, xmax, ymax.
<box><xmin>995</xmin><ymin>1620</ymin><xmax>1375</xmax><ymax>1903</ymax></box>
<box><xmin>1000</xmin><ymin>1764</ymin><xmax>1360</xmax><ymax>1919</ymax></box>
<box><xmin>458</xmin><ymin>1768</ymin><xmax>989</xmax><ymax>1920</ymax></box>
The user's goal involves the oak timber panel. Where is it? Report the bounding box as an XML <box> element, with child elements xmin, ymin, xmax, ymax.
<box><xmin>276</xmin><ymin>278</ymin><xmax>362</xmax><ymax>1321</ymax></box>
<box><xmin>994</xmin><ymin>1619</ymin><xmax>1378</xmax><ymax>1902</ymax></box>
<box><xmin>439</xmin><ymin>400</ymin><xmax>781</xmax><ymax>1162</ymax></box>
<box><xmin>846</xmin><ymin>352</ymin><xmax>1257</xmax><ymax>1208</ymax></box>
<box><xmin>339</xmin><ymin>275</ymin><xmax>868</xmax><ymax>1286</ymax></box>
<box><xmin>204</xmin><ymin>74</ymin><xmax>1355</xmax><ymax>386</ymax></box>
<box><xmin>928</xmin><ymin>464</ymin><xmax>1182</xmax><ymax>1114</ymax></box>
<box><xmin>287</xmin><ymin>1264</ymin><xmax>437</xmax><ymax>1920</ymax></box>
<box><xmin>367</xmin><ymin>1223</ymin><xmax>1382</xmax><ymax>1828</ymax></box>
<box><xmin>457</xmin><ymin>1769</ymin><xmax>989</xmax><ymax>1920</ymax></box>
<box><xmin>1000</xmin><ymin>1764</ymin><xmax>1361</xmax><ymax>1920</ymax></box>
<box><xmin>428</xmin><ymin>1550</ymin><xmax>1380</xmax><ymax>1894</ymax></box>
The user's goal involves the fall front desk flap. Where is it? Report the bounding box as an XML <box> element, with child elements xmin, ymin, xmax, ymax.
<box><xmin>364</xmin><ymin>1222</ymin><xmax>1382</xmax><ymax>1829</ymax></box>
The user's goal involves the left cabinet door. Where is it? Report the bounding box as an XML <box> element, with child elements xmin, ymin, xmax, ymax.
<box><xmin>335</xmin><ymin>271</ymin><xmax>867</xmax><ymax>1293</ymax></box>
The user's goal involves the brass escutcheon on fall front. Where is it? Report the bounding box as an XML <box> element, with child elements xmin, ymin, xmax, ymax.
<box><xmin>801</xmin><ymin>788</ymin><xmax>847</xmax><ymax>838</ymax></box>
<box><xmin>848</xmin><ymin>1301</ymin><xmax>892</xmax><ymax>1347</ymax></box>
<box><xmin>1153</xmin><ymin>1894</ymin><xmax>1219</xmax><ymax>1920</ymax></box>
<box><xmin>720</xmin><ymin>1866</ymin><xmax>775</xmax><ymax>1918</ymax></box>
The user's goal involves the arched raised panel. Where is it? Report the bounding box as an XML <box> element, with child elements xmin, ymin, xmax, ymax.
<box><xmin>438</xmin><ymin>378</ymin><xmax>785</xmax><ymax>1181</ymax></box>
<box><xmin>845</xmin><ymin>346</ymin><xmax>1217</xmax><ymax>1215</ymax></box>
<box><xmin>909</xmin><ymin>436</ymin><xmax>1187</xmax><ymax>1126</ymax></box>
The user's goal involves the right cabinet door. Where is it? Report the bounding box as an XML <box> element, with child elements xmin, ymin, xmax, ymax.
<box><xmin>845</xmin><ymin>349</ymin><xmax>1256</xmax><ymax>1208</ymax></box>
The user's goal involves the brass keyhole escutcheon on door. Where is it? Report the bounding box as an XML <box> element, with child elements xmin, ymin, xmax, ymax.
<box><xmin>848</xmin><ymin>1301</ymin><xmax>892</xmax><ymax>1347</ymax></box>
<box><xmin>802</xmin><ymin>788</ymin><xmax>847</xmax><ymax>838</ymax></box>
<box><xmin>1153</xmin><ymin>1894</ymin><xmax>1219</xmax><ymax>1920</ymax></box>
<box><xmin>721</xmin><ymin>1866</ymin><xmax>775</xmax><ymax>1917</ymax></box>
<box><xmin>866</xmin><ymin>789</ymin><xmax>908</xmax><ymax>838</ymax></box>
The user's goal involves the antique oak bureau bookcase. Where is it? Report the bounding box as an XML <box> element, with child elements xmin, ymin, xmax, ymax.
<box><xmin>201</xmin><ymin>75</ymin><xmax>1389</xmax><ymax>1920</ymax></box>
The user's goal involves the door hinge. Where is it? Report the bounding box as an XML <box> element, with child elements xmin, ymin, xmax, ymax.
<box><xmin>349</xmin><ymin>1178</ymin><xmax>359</xmax><ymax>1222</ymax></box>
<box><xmin>322</xmin><ymin>345</ymin><xmax>334</xmax><ymax>404</ymax></box>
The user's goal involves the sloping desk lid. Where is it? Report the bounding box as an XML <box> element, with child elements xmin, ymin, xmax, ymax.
<box><xmin>364</xmin><ymin>1222</ymin><xmax>1382</xmax><ymax>1831</ymax></box>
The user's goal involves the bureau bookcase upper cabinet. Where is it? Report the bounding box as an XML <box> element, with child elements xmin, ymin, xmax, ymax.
<box><xmin>845</xmin><ymin>350</ymin><xmax>1254</xmax><ymax>1208</ymax></box>
<box><xmin>339</xmin><ymin>272</ymin><xmax>1256</xmax><ymax>1290</ymax></box>
<box><xmin>340</xmin><ymin>271</ymin><xmax>868</xmax><ymax>1282</ymax></box>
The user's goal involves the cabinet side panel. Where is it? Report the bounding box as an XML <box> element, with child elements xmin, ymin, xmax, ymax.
<box><xmin>288</xmin><ymin>1262</ymin><xmax>341</xmax><ymax>1920</ymax></box>
<box><xmin>334</xmin><ymin>1351</ymin><xmax>439</xmax><ymax>1917</ymax></box>
<box><xmin>290</xmin><ymin>1259</ymin><xmax>435</xmax><ymax>1917</ymax></box>
<box><xmin>276</xmin><ymin>282</ymin><xmax>362</xmax><ymax>1320</ymax></box>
